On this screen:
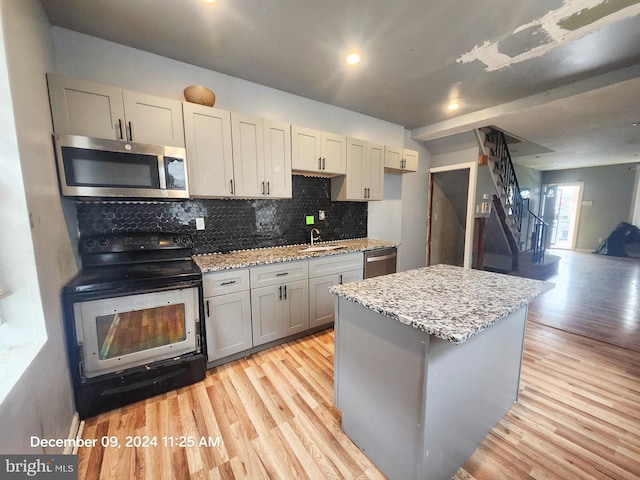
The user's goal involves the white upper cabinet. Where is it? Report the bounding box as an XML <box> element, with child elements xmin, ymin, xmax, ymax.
<box><xmin>367</xmin><ymin>142</ymin><xmax>385</xmax><ymax>200</ymax></box>
<box><xmin>183</xmin><ymin>103</ymin><xmax>234</xmax><ymax>197</ymax></box>
<box><xmin>122</xmin><ymin>90</ymin><xmax>185</xmax><ymax>147</ymax></box>
<box><xmin>47</xmin><ymin>73</ymin><xmax>185</xmax><ymax>147</ymax></box>
<box><xmin>231</xmin><ymin>112</ymin><xmax>265</xmax><ymax>198</ymax></box>
<box><xmin>185</xmin><ymin>109</ymin><xmax>291</xmax><ymax>199</ymax></box>
<box><xmin>332</xmin><ymin>138</ymin><xmax>384</xmax><ymax>201</ymax></box>
<box><xmin>263</xmin><ymin>119</ymin><xmax>292</xmax><ymax>198</ymax></box>
<box><xmin>291</xmin><ymin>125</ymin><xmax>346</xmax><ymax>175</ymax></box>
<box><xmin>403</xmin><ymin>148</ymin><xmax>419</xmax><ymax>171</ymax></box>
<box><xmin>384</xmin><ymin>145</ymin><xmax>418</xmax><ymax>173</ymax></box>
<box><xmin>231</xmin><ymin>113</ymin><xmax>292</xmax><ymax>199</ymax></box>
<box><xmin>47</xmin><ymin>74</ymin><xmax>125</xmax><ymax>141</ymax></box>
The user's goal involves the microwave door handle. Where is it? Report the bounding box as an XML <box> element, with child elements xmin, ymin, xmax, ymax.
<box><xmin>158</xmin><ymin>156</ymin><xmax>167</xmax><ymax>189</ymax></box>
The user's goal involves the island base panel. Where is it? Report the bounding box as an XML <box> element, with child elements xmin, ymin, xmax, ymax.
<box><xmin>335</xmin><ymin>299</ymin><xmax>428</xmax><ymax>480</ymax></box>
<box><xmin>334</xmin><ymin>298</ymin><xmax>528</xmax><ymax>480</ymax></box>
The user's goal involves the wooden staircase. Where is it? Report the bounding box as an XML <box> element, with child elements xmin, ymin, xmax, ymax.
<box><xmin>477</xmin><ymin>127</ymin><xmax>559</xmax><ymax>279</ymax></box>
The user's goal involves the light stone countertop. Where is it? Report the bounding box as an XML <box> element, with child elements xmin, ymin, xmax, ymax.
<box><xmin>329</xmin><ymin>263</ymin><xmax>554</xmax><ymax>344</ymax></box>
<box><xmin>193</xmin><ymin>238</ymin><xmax>398</xmax><ymax>273</ymax></box>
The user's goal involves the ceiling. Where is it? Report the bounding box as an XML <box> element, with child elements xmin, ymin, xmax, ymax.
<box><xmin>40</xmin><ymin>0</ymin><xmax>640</xmax><ymax>171</ymax></box>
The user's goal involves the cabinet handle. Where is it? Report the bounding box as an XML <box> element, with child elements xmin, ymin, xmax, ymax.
<box><xmin>279</xmin><ymin>286</ymin><xmax>282</xmax><ymax>300</ymax></box>
<box><xmin>340</xmin><ymin>274</ymin><xmax>343</xmax><ymax>284</ymax></box>
<box><xmin>230</xmin><ymin>179</ymin><xmax>234</xmax><ymax>195</ymax></box>
<box><xmin>318</xmin><ymin>157</ymin><xmax>322</xmax><ymax>170</ymax></box>
<box><xmin>267</xmin><ymin>181</ymin><xmax>270</xmax><ymax>195</ymax></box>
<box><xmin>126</xmin><ymin>121</ymin><xmax>133</xmax><ymax>141</ymax></box>
<box><xmin>284</xmin><ymin>285</ymin><xmax>287</xmax><ymax>299</ymax></box>
<box><xmin>262</xmin><ymin>181</ymin><xmax>265</xmax><ymax>195</ymax></box>
<box><xmin>117</xmin><ymin>119</ymin><xmax>124</xmax><ymax>140</ymax></box>
<box><xmin>276</xmin><ymin>272</ymin><xmax>289</xmax><ymax>277</ymax></box>
<box><xmin>206</xmin><ymin>299</ymin><xmax>210</xmax><ymax>317</ymax></box>
<box><xmin>220</xmin><ymin>280</ymin><xmax>237</xmax><ymax>286</ymax></box>
<box><xmin>322</xmin><ymin>157</ymin><xmax>326</xmax><ymax>170</ymax></box>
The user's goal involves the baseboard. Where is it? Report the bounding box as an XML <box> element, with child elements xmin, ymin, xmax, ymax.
<box><xmin>63</xmin><ymin>412</ymin><xmax>85</xmax><ymax>455</ymax></box>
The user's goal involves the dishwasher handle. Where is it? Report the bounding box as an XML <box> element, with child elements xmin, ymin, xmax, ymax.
<box><xmin>366</xmin><ymin>251</ymin><xmax>397</xmax><ymax>262</ymax></box>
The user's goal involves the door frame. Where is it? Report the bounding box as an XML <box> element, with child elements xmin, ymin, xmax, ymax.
<box><xmin>428</xmin><ymin>161</ymin><xmax>478</xmax><ymax>269</ymax></box>
<box><xmin>541</xmin><ymin>181</ymin><xmax>584</xmax><ymax>250</ymax></box>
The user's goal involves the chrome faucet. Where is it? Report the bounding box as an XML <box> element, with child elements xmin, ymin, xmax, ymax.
<box><xmin>310</xmin><ymin>228</ymin><xmax>321</xmax><ymax>246</ymax></box>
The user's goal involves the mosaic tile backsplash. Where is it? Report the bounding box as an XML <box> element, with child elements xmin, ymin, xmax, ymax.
<box><xmin>76</xmin><ymin>176</ymin><xmax>368</xmax><ymax>254</ymax></box>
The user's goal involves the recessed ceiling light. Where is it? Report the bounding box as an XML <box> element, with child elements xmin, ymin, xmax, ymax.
<box><xmin>633</xmin><ymin>122</ymin><xmax>640</xmax><ymax>127</ymax></box>
<box><xmin>447</xmin><ymin>100</ymin><xmax>460</xmax><ymax>111</ymax></box>
<box><xmin>346</xmin><ymin>52</ymin><xmax>361</xmax><ymax>65</ymax></box>
<box><xmin>201</xmin><ymin>0</ymin><xmax>216</xmax><ymax>4</ymax></box>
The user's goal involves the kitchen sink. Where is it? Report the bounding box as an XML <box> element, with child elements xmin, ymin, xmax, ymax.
<box><xmin>299</xmin><ymin>245</ymin><xmax>347</xmax><ymax>252</ymax></box>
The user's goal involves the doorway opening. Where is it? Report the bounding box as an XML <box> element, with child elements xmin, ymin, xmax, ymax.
<box><xmin>541</xmin><ymin>182</ymin><xmax>584</xmax><ymax>250</ymax></box>
<box><xmin>428</xmin><ymin>162</ymin><xmax>477</xmax><ymax>268</ymax></box>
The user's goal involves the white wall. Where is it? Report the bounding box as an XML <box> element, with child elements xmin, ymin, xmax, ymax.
<box><xmin>51</xmin><ymin>27</ymin><xmax>428</xmax><ymax>266</ymax></box>
<box><xmin>0</xmin><ymin>0</ymin><xmax>77</xmax><ymax>453</ymax></box>
<box><xmin>429</xmin><ymin>147</ymin><xmax>479</xmax><ymax>169</ymax></box>
<box><xmin>398</xmin><ymin>131</ymin><xmax>429</xmax><ymax>271</ymax></box>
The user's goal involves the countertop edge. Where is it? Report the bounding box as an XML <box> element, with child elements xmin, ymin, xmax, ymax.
<box><xmin>193</xmin><ymin>238</ymin><xmax>399</xmax><ymax>273</ymax></box>
<box><xmin>329</xmin><ymin>265</ymin><xmax>554</xmax><ymax>345</ymax></box>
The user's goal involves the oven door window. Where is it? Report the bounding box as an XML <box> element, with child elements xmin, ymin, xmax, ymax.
<box><xmin>74</xmin><ymin>287</ymin><xmax>199</xmax><ymax>378</ymax></box>
<box><xmin>96</xmin><ymin>303</ymin><xmax>187</xmax><ymax>360</ymax></box>
<box><xmin>62</xmin><ymin>146</ymin><xmax>161</xmax><ymax>189</ymax></box>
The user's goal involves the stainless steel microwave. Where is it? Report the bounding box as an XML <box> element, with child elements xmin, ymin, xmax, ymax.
<box><xmin>54</xmin><ymin>134</ymin><xmax>189</xmax><ymax>199</ymax></box>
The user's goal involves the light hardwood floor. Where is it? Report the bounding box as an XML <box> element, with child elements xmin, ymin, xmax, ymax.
<box><xmin>78</xmin><ymin>321</ymin><xmax>640</xmax><ymax>479</ymax></box>
<box><xmin>527</xmin><ymin>249</ymin><xmax>640</xmax><ymax>352</ymax></box>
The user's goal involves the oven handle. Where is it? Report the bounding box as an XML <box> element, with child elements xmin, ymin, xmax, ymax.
<box><xmin>67</xmin><ymin>278</ymin><xmax>203</xmax><ymax>302</ymax></box>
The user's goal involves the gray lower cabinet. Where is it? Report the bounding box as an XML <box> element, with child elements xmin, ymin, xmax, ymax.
<box><xmin>202</xmin><ymin>269</ymin><xmax>253</xmax><ymax>362</ymax></box>
<box><xmin>250</xmin><ymin>279</ymin><xmax>309</xmax><ymax>346</ymax></box>
<box><xmin>250</xmin><ymin>261</ymin><xmax>310</xmax><ymax>347</ymax></box>
<box><xmin>202</xmin><ymin>253</ymin><xmax>365</xmax><ymax>364</ymax></box>
<box><xmin>309</xmin><ymin>253</ymin><xmax>363</xmax><ymax>329</ymax></box>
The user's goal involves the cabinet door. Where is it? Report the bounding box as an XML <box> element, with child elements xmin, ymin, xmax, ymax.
<box><xmin>263</xmin><ymin>120</ymin><xmax>292</xmax><ymax>198</ymax></box>
<box><xmin>231</xmin><ymin>113</ymin><xmax>264</xmax><ymax>197</ymax></box>
<box><xmin>309</xmin><ymin>274</ymin><xmax>339</xmax><ymax>329</ymax></box>
<box><xmin>47</xmin><ymin>74</ymin><xmax>125</xmax><ymax>140</ymax></box>
<box><xmin>291</xmin><ymin>125</ymin><xmax>322</xmax><ymax>171</ymax></box>
<box><xmin>345</xmin><ymin>138</ymin><xmax>366</xmax><ymax>200</ymax></box>
<box><xmin>122</xmin><ymin>90</ymin><xmax>185</xmax><ymax>147</ymax></box>
<box><xmin>340</xmin><ymin>269</ymin><xmax>363</xmax><ymax>284</ymax></box>
<box><xmin>403</xmin><ymin>148</ymin><xmax>419</xmax><ymax>172</ymax></box>
<box><xmin>251</xmin><ymin>285</ymin><xmax>283</xmax><ymax>347</ymax></box>
<box><xmin>367</xmin><ymin>142</ymin><xmax>385</xmax><ymax>200</ymax></box>
<box><xmin>282</xmin><ymin>279</ymin><xmax>309</xmax><ymax>336</ymax></box>
<box><xmin>384</xmin><ymin>145</ymin><xmax>403</xmax><ymax>171</ymax></box>
<box><xmin>205</xmin><ymin>291</ymin><xmax>252</xmax><ymax>362</ymax></box>
<box><xmin>183</xmin><ymin>103</ymin><xmax>234</xmax><ymax>197</ymax></box>
<box><xmin>322</xmin><ymin>132</ymin><xmax>347</xmax><ymax>175</ymax></box>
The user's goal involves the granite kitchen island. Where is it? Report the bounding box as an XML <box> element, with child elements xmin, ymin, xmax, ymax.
<box><xmin>329</xmin><ymin>264</ymin><xmax>553</xmax><ymax>480</ymax></box>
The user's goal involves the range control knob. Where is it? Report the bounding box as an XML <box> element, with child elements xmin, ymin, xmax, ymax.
<box><xmin>84</xmin><ymin>238</ymin><xmax>96</xmax><ymax>249</ymax></box>
<box><xmin>181</xmin><ymin>235</ymin><xmax>191</xmax><ymax>245</ymax></box>
<box><xmin>171</xmin><ymin>235</ymin><xmax>181</xmax><ymax>244</ymax></box>
<box><xmin>98</xmin><ymin>237</ymin><xmax>109</xmax><ymax>247</ymax></box>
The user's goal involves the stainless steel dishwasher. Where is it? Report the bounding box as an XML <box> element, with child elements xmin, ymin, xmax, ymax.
<box><xmin>364</xmin><ymin>247</ymin><xmax>397</xmax><ymax>278</ymax></box>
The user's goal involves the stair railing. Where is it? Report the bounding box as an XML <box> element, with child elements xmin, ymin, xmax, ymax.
<box><xmin>528</xmin><ymin>210</ymin><xmax>548</xmax><ymax>264</ymax></box>
<box><xmin>487</xmin><ymin>130</ymin><xmax>523</xmax><ymax>234</ymax></box>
